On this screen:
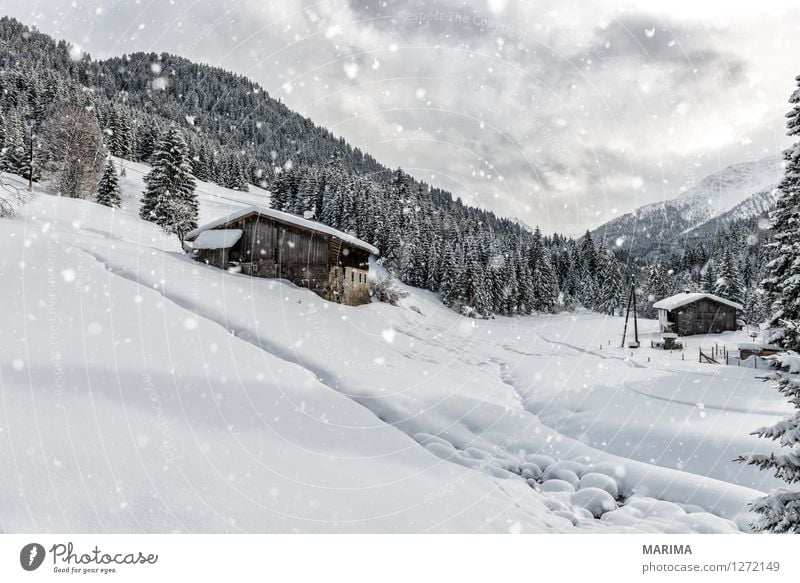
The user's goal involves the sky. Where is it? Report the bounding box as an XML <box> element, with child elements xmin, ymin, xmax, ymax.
<box><xmin>5</xmin><ymin>0</ymin><xmax>800</xmax><ymax>235</ymax></box>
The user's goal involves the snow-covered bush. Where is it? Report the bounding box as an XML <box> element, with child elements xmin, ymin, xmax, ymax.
<box><xmin>369</xmin><ymin>276</ymin><xmax>408</xmax><ymax>306</ymax></box>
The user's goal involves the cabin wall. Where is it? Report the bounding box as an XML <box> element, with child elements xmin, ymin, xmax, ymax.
<box><xmin>195</xmin><ymin>247</ymin><xmax>230</xmax><ymax>269</ymax></box>
<box><xmin>193</xmin><ymin>214</ymin><xmax>372</xmax><ymax>306</ymax></box>
<box><xmin>671</xmin><ymin>299</ymin><xmax>737</xmax><ymax>336</ymax></box>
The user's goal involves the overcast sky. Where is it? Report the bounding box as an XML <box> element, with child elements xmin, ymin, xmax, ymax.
<box><xmin>5</xmin><ymin>0</ymin><xmax>799</xmax><ymax>234</ymax></box>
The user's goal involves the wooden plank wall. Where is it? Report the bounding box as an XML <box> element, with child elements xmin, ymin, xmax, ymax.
<box><xmin>674</xmin><ymin>300</ymin><xmax>737</xmax><ymax>335</ymax></box>
<box><xmin>195</xmin><ymin>213</ymin><xmax>372</xmax><ymax>305</ymax></box>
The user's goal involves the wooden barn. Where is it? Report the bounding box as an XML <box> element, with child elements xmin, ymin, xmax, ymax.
<box><xmin>652</xmin><ymin>292</ymin><xmax>743</xmax><ymax>336</ymax></box>
<box><xmin>185</xmin><ymin>207</ymin><xmax>378</xmax><ymax>306</ymax></box>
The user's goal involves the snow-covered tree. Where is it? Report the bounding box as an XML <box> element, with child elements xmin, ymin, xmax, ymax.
<box><xmin>643</xmin><ymin>263</ymin><xmax>670</xmax><ymax>318</ymax></box>
<box><xmin>737</xmin><ymin>364</ymin><xmax>800</xmax><ymax>533</ymax></box>
<box><xmin>763</xmin><ymin>74</ymin><xmax>800</xmax><ymax>351</ymax></box>
<box><xmin>106</xmin><ymin>105</ymin><xmax>134</xmax><ymax>159</ymax></box>
<box><xmin>96</xmin><ymin>159</ymin><xmax>121</xmax><ymax>208</ymax></box>
<box><xmin>140</xmin><ymin>126</ymin><xmax>197</xmax><ymax>242</ymax></box>
<box><xmin>597</xmin><ymin>250</ymin><xmax>624</xmax><ymax>315</ymax></box>
<box><xmin>43</xmin><ymin>104</ymin><xmax>106</xmax><ymax>198</ymax></box>
<box><xmin>714</xmin><ymin>247</ymin><xmax>745</xmax><ymax>304</ymax></box>
<box><xmin>0</xmin><ymin>110</ymin><xmax>28</xmax><ymax>177</ymax></box>
<box><xmin>702</xmin><ymin>260</ymin><xmax>717</xmax><ymax>294</ymax></box>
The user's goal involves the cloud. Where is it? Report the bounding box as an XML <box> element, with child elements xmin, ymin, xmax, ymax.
<box><xmin>5</xmin><ymin>0</ymin><xmax>797</xmax><ymax>235</ymax></box>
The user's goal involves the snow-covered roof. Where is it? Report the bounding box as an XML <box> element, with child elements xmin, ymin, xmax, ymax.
<box><xmin>185</xmin><ymin>206</ymin><xmax>379</xmax><ymax>255</ymax></box>
<box><xmin>652</xmin><ymin>292</ymin><xmax>743</xmax><ymax>311</ymax></box>
<box><xmin>191</xmin><ymin>229</ymin><xmax>243</xmax><ymax>250</ymax></box>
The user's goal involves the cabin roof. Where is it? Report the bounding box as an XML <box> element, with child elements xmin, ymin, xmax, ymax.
<box><xmin>185</xmin><ymin>206</ymin><xmax>379</xmax><ymax>255</ymax></box>
<box><xmin>652</xmin><ymin>292</ymin><xmax>743</xmax><ymax>312</ymax></box>
<box><xmin>190</xmin><ymin>229</ymin><xmax>243</xmax><ymax>250</ymax></box>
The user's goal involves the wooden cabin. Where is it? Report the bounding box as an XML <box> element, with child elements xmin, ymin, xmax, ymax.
<box><xmin>185</xmin><ymin>207</ymin><xmax>378</xmax><ymax>306</ymax></box>
<box><xmin>652</xmin><ymin>292</ymin><xmax>743</xmax><ymax>336</ymax></box>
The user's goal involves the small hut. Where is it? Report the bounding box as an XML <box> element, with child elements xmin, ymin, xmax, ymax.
<box><xmin>185</xmin><ymin>207</ymin><xmax>378</xmax><ymax>306</ymax></box>
<box><xmin>652</xmin><ymin>292</ymin><xmax>743</xmax><ymax>336</ymax></box>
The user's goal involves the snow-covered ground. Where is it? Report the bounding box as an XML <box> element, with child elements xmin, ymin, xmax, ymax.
<box><xmin>0</xmin><ymin>165</ymin><xmax>789</xmax><ymax>533</ymax></box>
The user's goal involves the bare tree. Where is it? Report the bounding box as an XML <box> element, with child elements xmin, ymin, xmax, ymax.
<box><xmin>43</xmin><ymin>104</ymin><xmax>106</xmax><ymax>198</ymax></box>
<box><xmin>0</xmin><ymin>175</ymin><xmax>29</xmax><ymax>217</ymax></box>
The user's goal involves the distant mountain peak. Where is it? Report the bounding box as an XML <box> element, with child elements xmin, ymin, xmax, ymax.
<box><xmin>591</xmin><ymin>155</ymin><xmax>783</xmax><ymax>261</ymax></box>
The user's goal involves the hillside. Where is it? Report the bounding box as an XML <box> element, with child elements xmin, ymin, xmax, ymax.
<box><xmin>0</xmin><ymin>163</ymin><xmax>787</xmax><ymax>532</ymax></box>
<box><xmin>1</xmin><ymin>15</ymin><xmax>613</xmax><ymax>320</ymax></box>
<box><xmin>679</xmin><ymin>188</ymin><xmax>777</xmax><ymax>245</ymax></box>
<box><xmin>592</xmin><ymin>156</ymin><xmax>782</xmax><ymax>261</ymax></box>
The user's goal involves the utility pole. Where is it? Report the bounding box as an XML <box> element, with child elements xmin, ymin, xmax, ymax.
<box><xmin>621</xmin><ymin>279</ymin><xmax>640</xmax><ymax>348</ymax></box>
<box><xmin>621</xmin><ymin>281</ymin><xmax>633</xmax><ymax>348</ymax></box>
<box><xmin>27</xmin><ymin>124</ymin><xmax>34</xmax><ymax>192</ymax></box>
<box><xmin>631</xmin><ymin>278</ymin><xmax>639</xmax><ymax>347</ymax></box>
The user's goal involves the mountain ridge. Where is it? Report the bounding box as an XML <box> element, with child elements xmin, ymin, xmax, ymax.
<box><xmin>591</xmin><ymin>155</ymin><xmax>782</xmax><ymax>261</ymax></box>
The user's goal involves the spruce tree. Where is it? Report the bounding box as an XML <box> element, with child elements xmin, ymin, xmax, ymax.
<box><xmin>598</xmin><ymin>251</ymin><xmax>624</xmax><ymax>315</ymax></box>
<box><xmin>702</xmin><ymin>260</ymin><xmax>717</xmax><ymax>294</ymax></box>
<box><xmin>736</xmin><ymin>369</ymin><xmax>800</xmax><ymax>532</ymax></box>
<box><xmin>762</xmin><ymin>74</ymin><xmax>800</xmax><ymax>350</ymax></box>
<box><xmin>96</xmin><ymin>159</ymin><xmax>122</xmax><ymax>208</ymax></box>
<box><xmin>140</xmin><ymin>126</ymin><xmax>197</xmax><ymax>242</ymax></box>
<box><xmin>714</xmin><ymin>247</ymin><xmax>745</xmax><ymax>304</ymax></box>
<box><xmin>0</xmin><ymin>110</ymin><xmax>28</xmax><ymax>176</ymax></box>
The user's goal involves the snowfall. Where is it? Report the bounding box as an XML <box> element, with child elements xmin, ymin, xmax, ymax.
<box><xmin>0</xmin><ymin>160</ymin><xmax>791</xmax><ymax>533</ymax></box>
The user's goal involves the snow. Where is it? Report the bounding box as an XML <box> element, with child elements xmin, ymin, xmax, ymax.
<box><xmin>186</xmin><ymin>206</ymin><xmax>379</xmax><ymax>256</ymax></box>
<box><xmin>0</xmin><ymin>165</ymin><xmax>790</xmax><ymax>533</ymax></box>
<box><xmin>593</xmin><ymin>155</ymin><xmax>782</xmax><ymax>259</ymax></box>
<box><xmin>190</xmin><ymin>229</ymin><xmax>243</xmax><ymax>250</ymax></box>
<box><xmin>652</xmin><ymin>292</ymin><xmax>744</xmax><ymax>311</ymax></box>
<box><xmin>571</xmin><ymin>488</ymin><xmax>617</xmax><ymax>518</ymax></box>
<box><xmin>737</xmin><ymin>342</ymin><xmax>763</xmax><ymax>351</ymax></box>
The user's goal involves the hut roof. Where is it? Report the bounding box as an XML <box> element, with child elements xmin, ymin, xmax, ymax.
<box><xmin>652</xmin><ymin>292</ymin><xmax>743</xmax><ymax>312</ymax></box>
<box><xmin>190</xmin><ymin>229</ymin><xmax>243</xmax><ymax>250</ymax></box>
<box><xmin>186</xmin><ymin>206</ymin><xmax>379</xmax><ymax>255</ymax></box>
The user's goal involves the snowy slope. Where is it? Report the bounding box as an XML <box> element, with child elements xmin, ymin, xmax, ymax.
<box><xmin>591</xmin><ymin>156</ymin><xmax>782</xmax><ymax>259</ymax></box>
<box><xmin>679</xmin><ymin>188</ymin><xmax>777</xmax><ymax>244</ymax></box>
<box><xmin>0</xmin><ymin>166</ymin><xmax>789</xmax><ymax>533</ymax></box>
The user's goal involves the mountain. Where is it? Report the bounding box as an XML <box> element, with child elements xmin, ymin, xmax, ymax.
<box><xmin>591</xmin><ymin>156</ymin><xmax>782</xmax><ymax>261</ymax></box>
<box><xmin>0</xmin><ymin>15</ymin><xmax>619</xmax><ymax>319</ymax></box>
<box><xmin>679</xmin><ymin>187</ymin><xmax>778</xmax><ymax>245</ymax></box>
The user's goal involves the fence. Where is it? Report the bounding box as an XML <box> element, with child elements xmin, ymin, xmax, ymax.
<box><xmin>697</xmin><ymin>343</ymin><xmax>772</xmax><ymax>368</ymax></box>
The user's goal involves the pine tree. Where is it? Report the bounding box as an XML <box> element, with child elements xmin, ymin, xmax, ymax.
<box><xmin>0</xmin><ymin>110</ymin><xmax>28</xmax><ymax>176</ymax></box>
<box><xmin>458</xmin><ymin>244</ymin><xmax>491</xmax><ymax>318</ymax></box>
<box><xmin>580</xmin><ymin>230</ymin><xmax>599</xmax><ymax>278</ymax></box>
<box><xmin>597</xmin><ymin>251</ymin><xmax>624</xmax><ymax>315</ymax></box>
<box><xmin>319</xmin><ymin>151</ymin><xmax>349</xmax><ymax>229</ymax></box>
<box><xmin>762</xmin><ymin>74</ymin><xmax>800</xmax><ymax>350</ymax></box>
<box><xmin>269</xmin><ymin>168</ymin><xmax>297</xmax><ymax>212</ymax></box>
<box><xmin>140</xmin><ymin>126</ymin><xmax>197</xmax><ymax>242</ymax></box>
<box><xmin>736</xmin><ymin>370</ymin><xmax>800</xmax><ymax>532</ymax></box>
<box><xmin>439</xmin><ymin>243</ymin><xmax>462</xmax><ymax>308</ymax></box>
<box><xmin>192</xmin><ymin>142</ymin><xmax>210</xmax><ymax>182</ymax></box>
<box><xmin>714</xmin><ymin>247</ymin><xmax>745</xmax><ymax>304</ymax></box>
<box><xmin>702</xmin><ymin>260</ymin><xmax>717</xmax><ymax>294</ymax></box>
<box><xmin>108</xmin><ymin>105</ymin><xmax>133</xmax><ymax>159</ymax></box>
<box><xmin>96</xmin><ymin>159</ymin><xmax>121</xmax><ymax>208</ymax></box>
<box><xmin>645</xmin><ymin>264</ymin><xmax>670</xmax><ymax>318</ymax></box>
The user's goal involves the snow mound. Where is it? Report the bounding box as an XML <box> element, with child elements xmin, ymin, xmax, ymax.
<box><xmin>571</xmin><ymin>488</ymin><xmax>618</xmax><ymax>518</ymax></box>
<box><xmin>579</xmin><ymin>473</ymin><xmax>620</xmax><ymax>498</ymax></box>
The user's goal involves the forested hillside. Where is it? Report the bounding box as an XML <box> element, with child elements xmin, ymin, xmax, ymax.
<box><xmin>0</xmin><ymin>16</ymin><xmax>630</xmax><ymax>318</ymax></box>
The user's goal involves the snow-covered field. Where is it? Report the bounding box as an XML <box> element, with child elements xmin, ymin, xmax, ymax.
<box><xmin>0</xmin><ymin>166</ymin><xmax>789</xmax><ymax>533</ymax></box>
